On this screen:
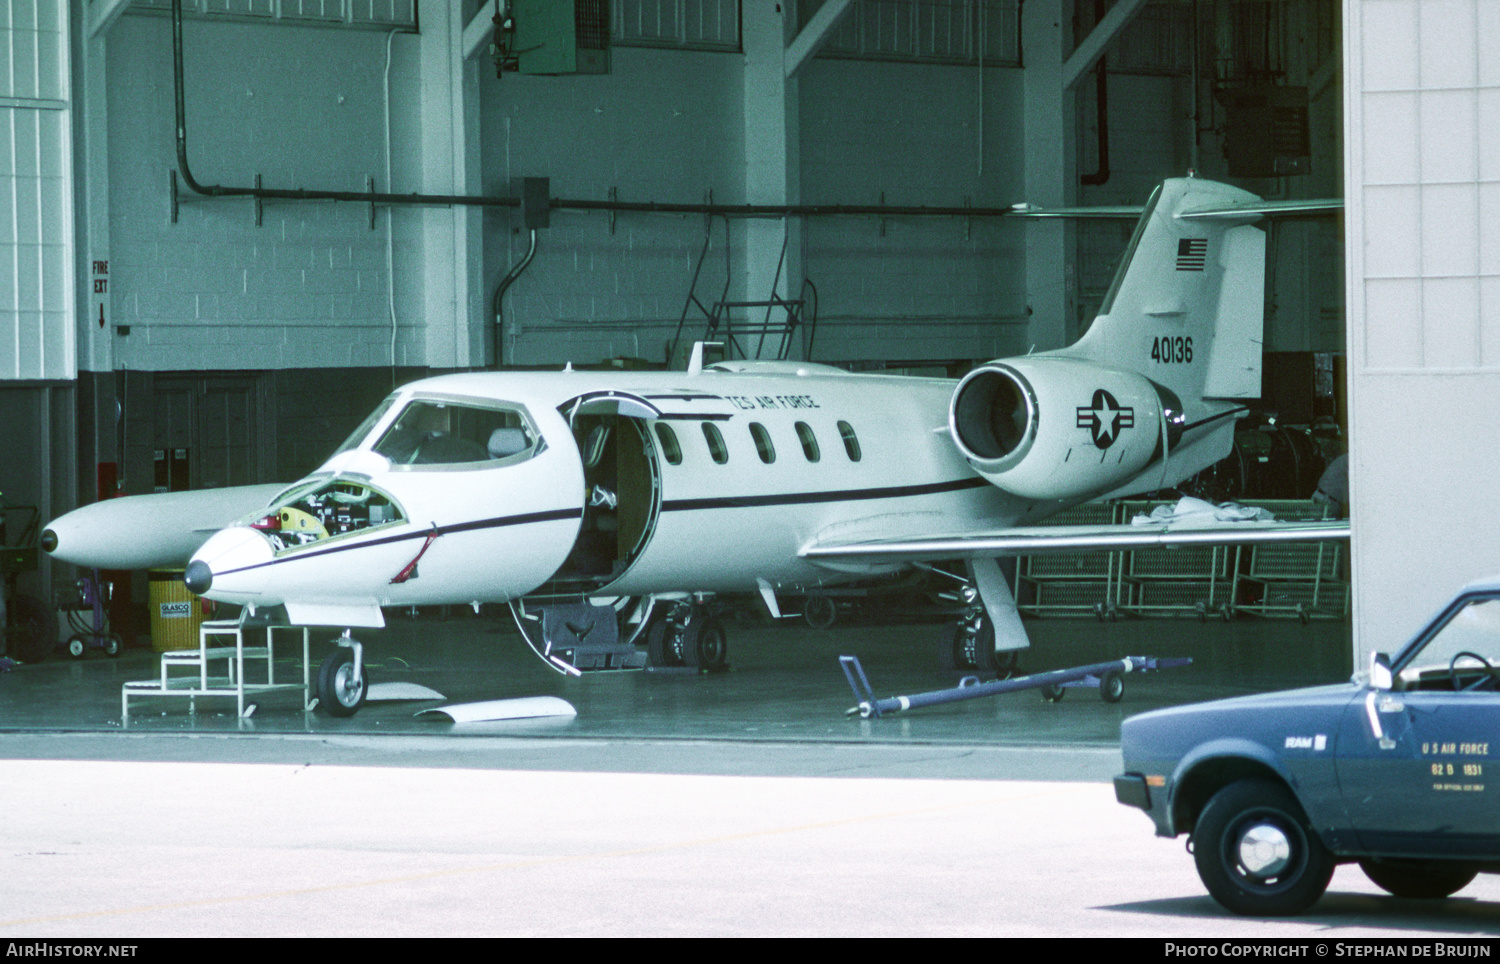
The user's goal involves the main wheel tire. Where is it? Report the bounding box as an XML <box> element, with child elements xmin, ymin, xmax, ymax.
<box><xmin>969</xmin><ymin>619</ymin><xmax>1004</xmax><ymax>674</ymax></box>
<box><xmin>803</xmin><ymin>595</ymin><xmax>837</xmax><ymax>630</ymax></box>
<box><xmin>1359</xmin><ymin>859</ymin><xmax>1479</xmax><ymax>899</ymax></box>
<box><xmin>1193</xmin><ymin>779</ymin><xmax>1334</xmax><ymax>916</ymax></box>
<box><xmin>316</xmin><ymin>648</ymin><xmax>367</xmax><ymax>717</ymax></box>
<box><xmin>6</xmin><ymin>594</ymin><xmax>55</xmax><ymax>662</ymax></box>
<box><xmin>646</xmin><ymin>618</ymin><xmax>682</xmax><ymax>667</ymax></box>
<box><xmin>686</xmin><ymin>615</ymin><xmax>728</xmax><ymax>671</ymax></box>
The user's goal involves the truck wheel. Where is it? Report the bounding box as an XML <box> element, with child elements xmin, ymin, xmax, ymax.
<box><xmin>1193</xmin><ymin>779</ymin><xmax>1333</xmax><ymax>916</ymax></box>
<box><xmin>1359</xmin><ymin>859</ymin><xmax>1478</xmax><ymax>899</ymax></box>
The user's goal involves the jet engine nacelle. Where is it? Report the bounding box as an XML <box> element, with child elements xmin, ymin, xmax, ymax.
<box><xmin>948</xmin><ymin>357</ymin><xmax>1180</xmax><ymax>502</ymax></box>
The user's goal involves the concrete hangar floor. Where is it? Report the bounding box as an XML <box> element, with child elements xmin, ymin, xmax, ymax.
<box><xmin>2</xmin><ymin>607</ymin><xmax>1498</xmax><ymax>937</ymax></box>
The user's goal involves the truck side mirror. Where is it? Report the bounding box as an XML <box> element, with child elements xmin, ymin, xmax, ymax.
<box><xmin>1369</xmin><ymin>652</ymin><xmax>1393</xmax><ymax>691</ymax></box>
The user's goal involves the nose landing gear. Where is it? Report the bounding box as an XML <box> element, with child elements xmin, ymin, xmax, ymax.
<box><xmin>315</xmin><ymin>631</ymin><xmax>367</xmax><ymax>717</ymax></box>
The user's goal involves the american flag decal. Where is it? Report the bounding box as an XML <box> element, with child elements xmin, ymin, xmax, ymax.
<box><xmin>1176</xmin><ymin>238</ymin><xmax>1208</xmax><ymax>271</ymax></box>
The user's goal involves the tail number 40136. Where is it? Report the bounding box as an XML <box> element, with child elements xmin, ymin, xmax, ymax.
<box><xmin>1151</xmin><ymin>336</ymin><xmax>1193</xmax><ymax>364</ymax></box>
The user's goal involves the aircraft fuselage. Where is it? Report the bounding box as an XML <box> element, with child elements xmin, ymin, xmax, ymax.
<box><xmin>185</xmin><ymin>365</ymin><xmax>1036</xmax><ymax>624</ymax></box>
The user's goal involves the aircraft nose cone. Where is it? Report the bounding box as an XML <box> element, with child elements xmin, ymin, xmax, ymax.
<box><xmin>39</xmin><ymin>529</ymin><xmax>57</xmax><ymax>554</ymax></box>
<box><xmin>184</xmin><ymin>559</ymin><xmax>214</xmax><ymax>595</ymax></box>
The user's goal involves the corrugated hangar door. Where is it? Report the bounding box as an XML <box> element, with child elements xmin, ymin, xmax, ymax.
<box><xmin>151</xmin><ymin>376</ymin><xmax>261</xmax><ymax>493</ymax></box>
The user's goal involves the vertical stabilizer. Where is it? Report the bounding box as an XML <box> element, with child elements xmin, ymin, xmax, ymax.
<box><xmin>1059</xmin><ymin>178</ymin><xmax>1266</xmax><ymax>405</ymax></box>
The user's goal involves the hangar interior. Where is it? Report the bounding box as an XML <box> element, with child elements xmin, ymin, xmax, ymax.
<box><xmin>0</xmin><ymin>0</ymin><xmax>1452</xmax><ymax>731</ymax></box>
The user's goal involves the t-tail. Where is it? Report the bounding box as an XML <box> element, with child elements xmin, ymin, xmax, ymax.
<box><xmin>949</xmin><ymin>177</ymin><xmax>1266</xmax><ymax>504</ymax></box>
<box><xmin>1061</xmin><ymin>176</ymin><xmax>1266</xmax><ymax>406</ymax></box>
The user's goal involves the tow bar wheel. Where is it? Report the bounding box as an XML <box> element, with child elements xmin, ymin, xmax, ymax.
<box><xmin>1193</xmin><ymin>779</ymin><xmax>1334</xmax><ymax>916</ymax></box>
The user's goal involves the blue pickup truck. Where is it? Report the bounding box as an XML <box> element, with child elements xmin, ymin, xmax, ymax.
<box><xmin>1116</xmin><ymin>575</ymin><xmax>1500</xmax><ymax>915</ymax></box>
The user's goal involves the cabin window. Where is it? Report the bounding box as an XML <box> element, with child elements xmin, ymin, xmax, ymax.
<box><xmin>654</xmin><ymin>423</ymin><xmax>683</xmax><ymax>465</ymax></box>
<box><xmin>749</xmin><ymin>422</ymin><xmax>776</xmax><ymax>463</ymax></box>
<box><xmin>702</xmin><ymin>422</ymin><xmax>728</xmax><ymax>464</ymax></box>
<box><xmin>838</xmin><ymin>421</ymin><xmax>862</xmax><ymax>462</ymax></box>
<box><xmin>795</xmin><ymin>422</ymin><xmax>821</xmax><ymax>462</ymax></box>
<box><xmin>374</xmin><ymin>398</ymin><xmax>539</xmax><ymax>468</ymax></box>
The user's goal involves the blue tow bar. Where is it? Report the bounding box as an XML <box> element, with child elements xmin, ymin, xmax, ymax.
<box><xmin>838</xmin><ymin>654</ymin><xmax>1191</xmax><ymax>718</ymax></box>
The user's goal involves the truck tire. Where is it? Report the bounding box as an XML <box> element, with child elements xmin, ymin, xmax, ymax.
<box><xmin>1193</xmin><ymin>779</ymin><xmax>1334</xmax><ymax>916</ymax></box>
<box><xmin>1359</xmin><ymin>859</ymin><xmax>1478</xmax><ymax>900</ymax></box>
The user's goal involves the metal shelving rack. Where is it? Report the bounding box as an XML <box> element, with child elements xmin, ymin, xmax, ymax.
<box><xmin>1229</xmin><ymin>499</ymin><xmax>1348</xmax><ymax>621</ymax></box>
<box><xmin>1014</xmin><ymin>501</ymin><xmax>1122</xmax><ymax>617</ymax></box>
<box><xmin>1115</xmin><ymin>499</ymin><xmax>1237</xmax><ymax>620</ymax></box>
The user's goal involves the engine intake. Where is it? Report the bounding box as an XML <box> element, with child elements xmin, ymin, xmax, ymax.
<box><xmin>950</xmin><ymin>365</ymin><xmax>1036</xmax><ymax>465</ymax></box>
<box><xmin>949</xmin><ymin>358</ymin><xmax>1169</xmax><ymax>502</ymax></box>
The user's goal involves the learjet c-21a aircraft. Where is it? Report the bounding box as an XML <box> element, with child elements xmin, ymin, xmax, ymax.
<box><xmin>42</xmin><ymin>176</ymin><xmax>1349</xmax><ymax>716</ymax></box>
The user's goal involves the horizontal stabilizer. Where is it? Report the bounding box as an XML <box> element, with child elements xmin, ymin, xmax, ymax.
<box><xmin>1004</xmin><ymin>196</ymin><xmax>1341</xmax><ymax>221</ymax></box>
<box><xmin>1178</xmin><ymin>197</ymin><xmax>1342</xmax><ymax>220</ymax></box>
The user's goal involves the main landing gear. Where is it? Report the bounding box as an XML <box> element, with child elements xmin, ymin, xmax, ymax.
<box><xmin>932</xmin><ymin>561</ymin><xmax>1023</xmax><ymax>677</ymax></box>
<box><xmin>941</xmin><ymin>611</ymin><xmax>1020</xmax><ymax>677</ymax></box>
<box><xmin>314</xmin><ymin>630</ymin><xmax>367</xmax><ymax>717</ymax></box>
<box><xmin>645</xmin><ymin>601</ymin><xmax>729</xmax><ymax>672</ymax></box>
<box><xmin>509</xmin><ymin>596</ymin><xmax>728</xmax><ymax>674</ymax></box>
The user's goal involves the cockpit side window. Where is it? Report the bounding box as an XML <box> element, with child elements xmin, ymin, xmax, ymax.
<box><xmin>373</xmin><ymin>399</ymin><xmax>541</xmax><ymax>468</ymax></box>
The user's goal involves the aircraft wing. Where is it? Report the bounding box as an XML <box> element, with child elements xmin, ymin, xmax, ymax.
<box><xmin>799</xmin><ymin>518</ymin><xmax>1350</xmax><ymax>565</ymax></box>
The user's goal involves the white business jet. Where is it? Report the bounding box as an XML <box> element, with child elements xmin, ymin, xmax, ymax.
<box><xmin>43</xmin><ymin>176</ymin><xmax>1348</xmax><ymax>715</ymax></box>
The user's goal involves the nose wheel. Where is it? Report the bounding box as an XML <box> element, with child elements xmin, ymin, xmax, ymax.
<box><xmin>315</xmin><ymin>634</ymin><xmax>367</xmax><ymax>717</ymax></box>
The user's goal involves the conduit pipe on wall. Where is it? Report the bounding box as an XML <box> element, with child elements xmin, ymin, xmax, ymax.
<box><xmin>167</xmin><ymin>0</ymin><xmax>1036</xmax><ymax>223</ymax></box>
<box><xmin>491</xmin><ymin>229</ymin><xmax>538</xmax><ymax>368</ymax></box>
<box><xmin>1080</xmin><ymin>0</ymin><xmax>1110</xmax><ymax>188</ymax></box>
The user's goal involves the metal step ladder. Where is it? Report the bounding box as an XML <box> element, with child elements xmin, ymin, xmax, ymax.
<box><xmin>122</xmin><ymin>610</ymin><xmax>311</xmax><ymax>720</ymax></box>
<box><xmin>669</xmin><ymin>215</ymin><xmax>817</xmax><ymax>364</ymax></box>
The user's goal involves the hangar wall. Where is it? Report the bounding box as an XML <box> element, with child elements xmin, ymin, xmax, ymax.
<box><xmin>7</xmin><ymin>1</ymin><xmax>1354</xmax><ymax>597</ymax></box>
<box><xmin>104</xmin><ymin>13</ymin><xmax>420</xmax><ymax>372</ymax></box>
<box><xmin>1</xmin><ymin>0</ymin><xmax>74</xmax><ymax>383</ymax></box>
<box><xmin>1345</xmin><ymin>0</ymin><xmax>1500</xmax><ymax>656</ymax></box>
<box><xmin>93</xmin><ymin>0</ymin><xmax>1260</xmax><ymax>383</ymax></box>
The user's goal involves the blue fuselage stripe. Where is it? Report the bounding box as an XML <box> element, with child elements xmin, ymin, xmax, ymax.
<box><xmin>660</xmin><ymin>476</ymin><xmax>989</xmax><ymax>513</ymax></box>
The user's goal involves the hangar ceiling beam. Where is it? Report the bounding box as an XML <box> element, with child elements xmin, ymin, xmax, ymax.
<box><xmin>1022</xmin><ymin>0</ymin><xmax>1075</xmax><ymax>351</ymax></box>
<box><xmin>89</xmin><ymin>0</ymin><xmax>132</xmax><ymax>38</ymax></box>
<box><xmin>784</xmin><ymin>0</ymin><xmax>856</xmax><ymax>79</ymax></box>
<box><xmin>742</xmin><ymin>3</ymin><xmax>802</xmax><ymax>347</ymax></box>
<box><xmin>417</xmin><ymin>0</ymin><xmax>484</xmax><ymax>368</ymax></box>
<box><xmin>1061</xmin><ymin>0</ymin><xmax>1149</xmax><ymax>91</ymax></box>
<box><xmin>461</xmin><ymin>5</ymin><xmax>496</xmax><ymax>62</ymax></box>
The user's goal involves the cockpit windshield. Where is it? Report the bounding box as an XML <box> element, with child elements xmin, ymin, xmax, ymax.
<box><xmin>331</xmin><ymin>394</ymin><xmax>399</xmax><ymax>460</ymax></box>
<box><xmin>372</xmin><ymin>397</ymin><xmax>543</xmax><ymax>468</ymax></box>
